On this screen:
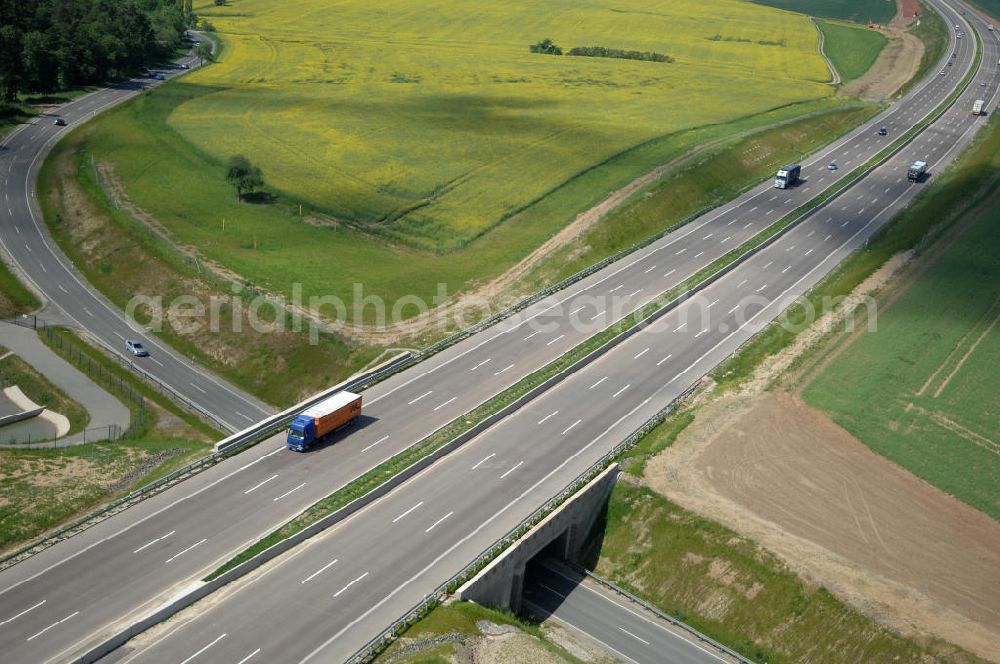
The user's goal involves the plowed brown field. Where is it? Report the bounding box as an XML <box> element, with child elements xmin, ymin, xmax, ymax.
<box><xmin>646</xmin><ymin>391</ymin><xmax>1000</xmax><ymax>660</ymax></box>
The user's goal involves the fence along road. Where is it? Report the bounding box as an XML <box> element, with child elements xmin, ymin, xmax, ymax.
<box><xmin>27</xmin><ymin>0</ymin><xmax>996</xmax><ymax>662</ymax></box>
<box><xmin>0</xmin><ymin>2</ymin><xmax>990</xmax><ymax>661</ymax></box>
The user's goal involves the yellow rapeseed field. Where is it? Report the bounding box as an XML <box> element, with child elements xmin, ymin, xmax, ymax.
<box><xmin>180</xmin><ymin>0</ymin><xmax>831</xmax><ymax>250</ymax></box>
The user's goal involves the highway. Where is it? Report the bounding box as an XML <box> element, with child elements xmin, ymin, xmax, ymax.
<box><xmin>0</xmin><ymin>1</ymin><xmax>994</xmax><ymax>662</ymax></box>
<box><xmin>77</xmin><ymin>2</ymin><xmax>997</xmax><ymax>662</ymax></box>
<box><xmin>0</xmin><ymin>45</ymin><xmax>272</xmax><ymax>433</ymax></box>
<box><xmin>521</xmin><ymin>561</ymin><xmax>736</xmax><ymax>664</ymax></box>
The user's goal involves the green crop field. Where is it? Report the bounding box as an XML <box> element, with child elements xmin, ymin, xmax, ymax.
<box><xmin>816</xmin><ymin>19</ymin><xmax>888</xmax><ymax>81</ymax></box>
<box><xmin>180</xmin><ymin>0</ymin><xmax>829</xmax><ymax>249</ymax></box>
<box><xmin>969</xmin><ymin>1</ymin><xmax>1000</xmax><ymax>20</ymax></box>
<box><xmin>751</xmin><ymin>0</ymin><xmax>897</xmax><ymax>24</ymax></box>
<box><xmin>803</xmin><ymin>202</ymin><xmax>1000</xmax><ymax>521</ymax></box>
<box><xmin>79</xmin><ymin>0</ymin><xmax>837</xmax><ymax>317</ymax></box>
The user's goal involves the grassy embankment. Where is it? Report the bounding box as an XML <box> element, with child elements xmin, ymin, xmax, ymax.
<box><xmin>38</xmin><ymin>126</ymin><xmax>381</xmax><ymax>407</ymax></box>
<box><xmin>0</xmin><ymin>355</ymin><xmax>89</xmax><ymax>434</ymax></box>
<box><xmin>0</xmin><ymin>261</ymin><xmax>40</xmax><ymax>315</ymax></box>
<box><xmin>750</xmin><ymin>0</ymin><xmax>896</xmax><ymax>23</ymax></box>
<box><xmin>815</xmin><ymin>19</ymin><xmax>889</xmax><ymax>81</ymax></box>
<box><xmin>0</xmin><ymin>327</ymin><xmax>217</xmax><ymax>552</ymax></box>
<box><xmin>523</xmin><ymin>103</ymin><xmax>878</xmax><ymax>290</ymax></box>
<box><xmin>373</xmin><ymin>601</ymin><xmax>590</xmax><ymax>663</ymax></box>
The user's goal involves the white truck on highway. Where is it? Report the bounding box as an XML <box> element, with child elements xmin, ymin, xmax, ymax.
<box><xmin>907</xmin><ymin>160</ymin><xmax>927</xmax><ymax>182</ymax></box>
<box><xmin>972</xmin><ymin>99</ymin><xmax>985</xmax><ymax>116</ymax></box>
<box><xmin>774</xmin><ymin>163</ymin><xmax>800</xmax><ymax>189</ymax></box>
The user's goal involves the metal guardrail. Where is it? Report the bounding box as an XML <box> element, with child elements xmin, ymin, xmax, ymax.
<box><xmin>344</xmin><ymin>398</ymin><xmax>683</xmax><ymax>663</ymax></box>
<box><xmin>0</xmin><ymin>352</ymin><xmax>411</xmax><ymax>570</ymax></box>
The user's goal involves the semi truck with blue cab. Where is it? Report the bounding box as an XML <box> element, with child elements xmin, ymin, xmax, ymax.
<box><xmin>287</xmin><ymin>391</ymin><xmax>362</xmax><ymax>451</ymax></box>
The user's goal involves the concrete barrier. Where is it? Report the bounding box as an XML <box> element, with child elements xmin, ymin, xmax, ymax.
<box><xmin>0</xmin><ymin>406</ymin><xmax>44</xmax><ymax>428</ymax></box>
<box><xmin>456</xmin><ymin>464</ymin><xmax>619</xmax><ymax>611</ymax></box>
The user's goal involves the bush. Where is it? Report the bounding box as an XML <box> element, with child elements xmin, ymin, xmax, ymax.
<box><xmin>529</xmin><ymin>38</ymin><xmax>562</xmax><ymax>55</ymax></box>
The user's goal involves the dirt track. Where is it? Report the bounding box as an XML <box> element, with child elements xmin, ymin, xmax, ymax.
<box><xmin>646</xmin><ymin>391</ymin><xmax>1000</xmax><ymax>661</ymax></box>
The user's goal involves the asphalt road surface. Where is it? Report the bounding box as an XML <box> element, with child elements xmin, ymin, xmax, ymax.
<box><xmin>0</xmin><ymin>41</ymin><xmax>271</xmax><ymax>434</ymax></box>
<box><xmin>522</xmin><ymin>561</ymin><xmax>736</xmax><ymax>664</ymax></box>
<box><xmin>0</xmin><ymin>1</ymin><xmax>995</xmax><ymax>662</ymax></box>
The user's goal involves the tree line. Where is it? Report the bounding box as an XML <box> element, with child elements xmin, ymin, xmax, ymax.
<box><xmin>0</xmin><ymin>0</ymin><xmax>195</xmax><ymax>102</ymax></box>
<box><xmin>530</xmin><ymin>40</ymin><xmax>672</xmax><ymax>63</ymax></box>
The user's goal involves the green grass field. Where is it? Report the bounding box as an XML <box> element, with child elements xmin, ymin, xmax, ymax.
<box><xmin>76</xmin><ymin>0</ymin><xmax>835</xmax><ymax>318</ymax></box>
<box><xmin>969</xmin><ymin>1</ymin><xmax>1000</xmax><ymax>20</ymax></box>
<box><xmin>803</xmin><ymin>199</ymin><xmax>1000</xmax><ymax>520</ymax></box>
<box><xmin>816</xmin><ymin>19</ymin><xmax>889</xmax><ymax>82</ymax></box>
<box><xmin>180</xmin><ymin>0</ymin><xmax>829</xmax><ymax>251</ymax></box>
<box><xmin>82</xmin><ymin>88</ymin><xmax>847</xmax><ymax>322</ymax></box>
<box><xmin>751</xmin><ymin>0</ymin><xmax>896</xmax><ymax>23</ymax></box>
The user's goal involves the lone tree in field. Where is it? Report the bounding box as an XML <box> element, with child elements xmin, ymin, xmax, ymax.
<box><xmin>226</xmin><ymin>155</ymin><xmax>264</xmax><ymax>202</ymax></box>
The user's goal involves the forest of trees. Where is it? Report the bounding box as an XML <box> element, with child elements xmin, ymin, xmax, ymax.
<box><xmin>0</xmin><ymin>0</ymin><xmax>195</xmax><ymax>102</ymax></box>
